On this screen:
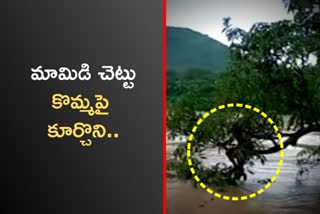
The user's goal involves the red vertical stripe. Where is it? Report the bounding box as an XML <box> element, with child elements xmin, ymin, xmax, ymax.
<box><xmin>162</xmin><ymin>0</ymin><xmax>167</xmax><ymax>213</ymax></box>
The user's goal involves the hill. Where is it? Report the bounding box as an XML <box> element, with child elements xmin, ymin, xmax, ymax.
<box><xmin>167</xmin><ymin>26</ymin><xmax>229</xmax><ymax>71</ymax></box>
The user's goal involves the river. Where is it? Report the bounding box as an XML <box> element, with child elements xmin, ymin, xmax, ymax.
<box><xmin>167</xmin><ymin>132</ymin><xmax>320</xmax><ymax>214</ymax></box>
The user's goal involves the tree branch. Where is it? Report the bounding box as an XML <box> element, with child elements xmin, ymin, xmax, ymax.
<box><xmin>256</xmin><ymin>126</ymin><xmax>320</xmax><ymax>154</ymax></box>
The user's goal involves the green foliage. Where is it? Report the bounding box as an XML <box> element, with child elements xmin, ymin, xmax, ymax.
<box><xmin>223</xmin><ymin>19</ymin><xmax>320</xmax><ymax>117</ymax></box>
<box><xmin>167</xmin><ymin>144</ymin><xmax>238</xmax><ymax>186</ymax></box>
<box><xmin>167</xmin><ymin>69</ymin><xmax>220</xmax><ymax>109</ymax></box>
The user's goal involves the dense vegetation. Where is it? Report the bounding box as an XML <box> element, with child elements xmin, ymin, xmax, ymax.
<box><xmin>167</xmin><ymin>0</ymin><xmax>320</xmax><ymax>185</ymax></box>
<box><xmin>167</xmin><ymin>69</ymin><xmax>219</xmax><ymax>108</ymax></box>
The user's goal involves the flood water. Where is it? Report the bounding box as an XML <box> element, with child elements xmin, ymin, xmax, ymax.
<box><xmin>167</xmin><ymin>133</ymin><xmax>320</xmax><ymax>214</ymax></box>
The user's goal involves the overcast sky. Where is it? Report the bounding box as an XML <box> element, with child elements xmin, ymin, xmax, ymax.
<box><xmin>167</xmin><ymin>0</ymin><xmax>293</xmax><ymax>45</ymax></box>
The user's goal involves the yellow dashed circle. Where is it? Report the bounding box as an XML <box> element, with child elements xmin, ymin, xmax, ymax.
<box><xmin>187</xmin><ymin>103</ymin><xmax>284</xmax><ymax>201</ymax></box>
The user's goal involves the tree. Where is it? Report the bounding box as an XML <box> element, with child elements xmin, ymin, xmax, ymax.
<box><xmin>167</xmin><ymin>0</ymin><xmax>320</xmax><ymax>183</ymax></box>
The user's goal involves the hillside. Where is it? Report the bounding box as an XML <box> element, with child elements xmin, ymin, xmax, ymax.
<box><xmin>167</xmin><ymin>26</ymin><xmax>229</xmax><ymax>71</ymax></box>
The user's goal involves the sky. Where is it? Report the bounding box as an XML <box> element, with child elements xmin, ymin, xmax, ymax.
<box><xmin>167</xmin><ymin>0</ymin><xmax>293</xmax><ymax>45</ymax></box>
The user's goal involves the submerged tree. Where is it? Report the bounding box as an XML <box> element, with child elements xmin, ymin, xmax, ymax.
<box><xmin>167</xmin><ymin>0</ymin><xmax>320</xmax><ymax>183</ymax></box>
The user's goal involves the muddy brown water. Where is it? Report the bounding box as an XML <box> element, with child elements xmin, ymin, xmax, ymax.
<box><xmin>167</xmin><ymin>133</ymin><xmax>320</xmax><ymax>214</ymax></box>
